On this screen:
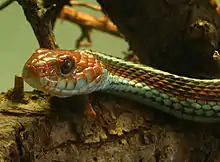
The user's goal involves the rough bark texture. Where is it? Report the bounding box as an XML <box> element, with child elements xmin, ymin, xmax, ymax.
<box><xmin>1</xmin><ymin>0</ymin><xmax>220</xmax><ymax>161</ymax></box>
<box><xmin>98</xmin><ymin>0</ymin><xmax>220</xmax><ymax>78</ymax></box>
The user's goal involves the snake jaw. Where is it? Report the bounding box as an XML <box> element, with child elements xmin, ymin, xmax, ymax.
<box><xmin>22</xmin><ymin>63</ymin><xmax>42</xmax><ymax>89</ymax></box>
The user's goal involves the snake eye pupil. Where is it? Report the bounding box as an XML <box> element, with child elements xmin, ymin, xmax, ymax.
<box><xmin>60</xmin><ymin>58</ymin><xmax>74</xmax><ymax>74</ymax></box>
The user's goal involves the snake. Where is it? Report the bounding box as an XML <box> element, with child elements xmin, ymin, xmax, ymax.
<box><xmin>22</xmin><ymin>48</ymin><xmax>220</xmax><ymax>123</ymax></box>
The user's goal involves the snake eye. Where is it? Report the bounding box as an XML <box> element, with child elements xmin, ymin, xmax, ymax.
<box><xmin>60</xmin><ymin>58</ymin><xmax>75</xmax><ymax>74</ymax></box>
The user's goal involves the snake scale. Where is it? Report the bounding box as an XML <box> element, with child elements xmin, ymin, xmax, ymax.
<box><xmin>22</xmin><ymin>48</ymin><xmax>220</xmax><ymax>123</ymax></box>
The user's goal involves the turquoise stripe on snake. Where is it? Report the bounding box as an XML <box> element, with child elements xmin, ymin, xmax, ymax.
<box><xmin>22</xmin><ymin>48</ymin><xmax>220</xmax><ymax>123</ymax></box>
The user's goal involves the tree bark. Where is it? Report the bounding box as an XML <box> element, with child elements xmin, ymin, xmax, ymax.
<box><xmin>1</xmin><ymin>0</ymin><xmax>220</xmax><ymax>161</ymax></box>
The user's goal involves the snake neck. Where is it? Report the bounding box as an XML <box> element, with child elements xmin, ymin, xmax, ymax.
<box><xmin>84</xmin><ymin>50</ymin><xmax>220</xmax><ymax>122</ymax></box>
<box><xmin>92</xmin><ymin>51</ymin><xmax>220</xmax><ymax>102</ymax></box>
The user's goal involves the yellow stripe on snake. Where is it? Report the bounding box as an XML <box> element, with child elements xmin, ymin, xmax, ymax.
<box><xmin>22</xmin><ymin>48</ymin><xmax>220</xmax><ymax>123</ymax></box>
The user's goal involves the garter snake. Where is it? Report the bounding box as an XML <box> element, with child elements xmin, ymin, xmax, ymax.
<box><xmin>22</xmin><ymin>48</ymin><xmax>220</xmax><ymax>123</ymax></box>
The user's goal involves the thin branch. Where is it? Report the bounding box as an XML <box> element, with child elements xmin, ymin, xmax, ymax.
<box><xmin>75</xmin><ymin>26</ymin><xmax>92</xmax><ymax>48</ymax></box>
<box><xmin>43</xmin><ymin>0</ymin><xmax>70</xmax><ymax>29</ymax></box>
<box><xmin>70</xmin><ymin>1</ymin><xmax>101</xmax><ymax>11</ymax></box>
<box><xmin>0</xmin><ymin>0</ymin><xmax>15</xmax><ymax>10</ymax></box>
<box><xmin>5</xmin><ymin>75</ymin><xmax>25</xmax><ymax>102</ymax></box>
<box><xmin>59</xmin><ymin>6</ymin><xmax>123</xmax><ymax>47</ymax></box>
<box><xmin>16</xmin><ymin>0</ymin><xmax>58</xmax><ymax>49</ymax></box>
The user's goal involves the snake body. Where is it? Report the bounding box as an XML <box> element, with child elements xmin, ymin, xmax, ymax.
<box><xmin>22</xmin><ymin>48</ymin><xmax>220</xmax><ymax>122</ymax></box>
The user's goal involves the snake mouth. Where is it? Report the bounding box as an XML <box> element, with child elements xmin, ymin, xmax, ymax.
<box><xmin>22</xmin><ymin>64</ymin><xmax>42</xmax><ymax>89</ymax></box>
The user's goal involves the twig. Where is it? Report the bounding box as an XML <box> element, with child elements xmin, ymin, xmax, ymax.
<box><xmin>0</xmin><ymin>0</ymin><xmax>15</xmax><ymax>10</ymax></box>
<box><xmin>5</xmin><ymin>75</ymin><xmax>24</xmax><ymax>102</ymax></box>
<box><xmin>16</xmin><ymin>0</ymin><xmax>69</xmax><ymax>49</ymax></box>
<box><xmin>59</xmin><ymin>6</ymin><xmax>123</xmax><ymax>48</ymax></box>
<box><xmin>75</xmin><ymin>26</ymin><xmax>92</xmax><ymax>48</ymax></box>
<box><xmin>70</xmin><ymin>1</ymin><xmax>101</xmax><ymax>11</ymax></box>
<box><xmin>43</xmin><ymin>0</ymin><xmax>70</xmax><ymax>29</ymax></box>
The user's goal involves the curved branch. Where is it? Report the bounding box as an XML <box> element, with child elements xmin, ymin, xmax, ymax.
<box><xmin>0</xmin><ymin>0</ymin><xmax>15</xmax><ymax>10</ymax></box>
<box><xmin>70</xmin><ymin>1</ymin><xmax>102</xmax><ymax>11</ymax></box>
<box><xmin>59</xmin><ymin>6</ymin><xmax>123</xmax><ymax>39</ymax></box>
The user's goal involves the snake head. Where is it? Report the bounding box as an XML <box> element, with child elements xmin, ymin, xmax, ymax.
<box><xmin>22</xmin><ymin>48</ymin><xmax>105</xmax><ymax>97</ymax></box>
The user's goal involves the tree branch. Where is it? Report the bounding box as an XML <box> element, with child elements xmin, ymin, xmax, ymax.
<box><xmin>0</xmin><ymin>0</ymin><xmax>15</xmax><ymax>10</ymax></box>
<box><xmin>59</xmin><ymin>6</ymin><xmax>123</xmax><ymax>48</ymax></box>
<box><xmin>16</xmin><ymin>0</ymin><xmax>62</xmax><ymax>48</ymax></box>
